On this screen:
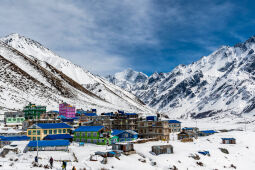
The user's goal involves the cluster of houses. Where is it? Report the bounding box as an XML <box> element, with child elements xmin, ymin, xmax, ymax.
<box><xmin>0</xmin><ymin>102</ymin><xmax>236</xmax><ymax>156</ymax></box>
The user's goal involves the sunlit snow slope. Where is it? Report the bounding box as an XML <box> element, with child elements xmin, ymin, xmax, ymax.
<box><xmin>0</xmin><ymin>33</ymin><xmax>153</xmax><ymax>114</ymax></box>
<box><xmin>108</xmin><ymin>37</ymin><xmax>255</xmax><ymax>118</ymax></box>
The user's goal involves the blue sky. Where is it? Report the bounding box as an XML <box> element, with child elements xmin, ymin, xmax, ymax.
<box><xmin>0</xmin><ymin>0</ymin><xmax>255</xmax><ymax>75</ymax></box>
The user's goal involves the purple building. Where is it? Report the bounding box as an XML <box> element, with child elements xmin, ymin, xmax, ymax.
<box><xmin>59</xmin><ymin>103</ymin><xmax>75</xmax><ymax>118</ymax></box>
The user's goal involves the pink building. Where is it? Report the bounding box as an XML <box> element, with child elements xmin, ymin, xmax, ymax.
<box><xmin>59</xmin><ymin>102</ymin><xmax>76</xmax><ymax>118</ymax></box>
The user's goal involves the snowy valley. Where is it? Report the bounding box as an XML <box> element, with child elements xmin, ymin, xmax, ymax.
<box><xmin>0</xmin><ymin>34</ymin><xmax>255</xmax><ymax>170</ymax></box>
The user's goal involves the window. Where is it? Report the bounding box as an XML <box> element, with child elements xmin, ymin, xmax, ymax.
<box><xmin>58</xmin><ymin>129</ymin><xmax>62</xmax><ymax>134</ymax></box>
<box><xmin>124</xmin><ymin>133</ymin><xmax>129</xmax><ymax>138</ymax></box>
<box><xmin>33</xmin><ymin>130</ymin><xmax>36</xmax><ymax>135</ymax></box>
<box><xmin>93</xmin><ymin>132</ymin><xmax>97</xmax><ymax>137</ymax></box>
<box><xmin>13</xmin><ymin>118</ymin><xmax>16</xmax><ymax>121</ymax></box>
<box><xmin>54</xmin><ymin>130</ymin><xmax>57</xmax><ymax>134</ymax></box>
<box><xmin>87</xmin><ymin>139</ymin><xmax>91</xmax><ymax>143</ymax></box>
<box><xmin>33</xmin><ymin>137</ymin><xmax>36</xmax><ymax>141</ymax></box>
<box><xmin>37</xmin><ymin>137</ymin><xmax>40</xmax><ymax>140</ymax></box>
<box><xmin>37</xmin><ymin>130</ymin><xmax>40</xmax><ymax>135</ymax></box>
<box><xmin>81</xmin><ymin>132</ymin><xmax>85</xmax><ymax>137</ymax></box>
<box><xmin>93</xmin><ymin>139</ymin><xmax>97</xmax><ymax>144</ymax></box>
<box><xmin>75</xmin><ymin>138</ymin><xmax>80</xmax><ymax>142</ymax></box>
<box><xmin>49</xmin><ymin>130</ymin><xmax>52</xmax><ymax>134</ymax></box>
<box><xmin>63</xmin><ymin>129</ymin><xmax>66</xmax><ymax>133</ymax></box>
<box><xmin>43</xmin><ymin>130</ymin><xmax>47</xmax><ymax>135</ymax></box>
<box><xmin>87</xmin><ymin>132</ymin><xmax>91</xmax><ymax>137</ymax></box>
<box><xmin>67</xmin><ymin>129</ymin><xmax>70</xmax><ymax>133</ymax></box>
<box><xmin>28</xmin><ymin>130</ymin><xmax>31</xmax><ymax>135</ymax></box>
<box><xmin>81</xmin><ymin>138</ymin><xmax>85</xmax><ymax>142</ymax></box>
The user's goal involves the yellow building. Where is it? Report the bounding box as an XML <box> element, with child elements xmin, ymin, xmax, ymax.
<box><xmin>27</xmin><ymin>123</ymin><xmax>72</xmax><ymax>140</ymax></box>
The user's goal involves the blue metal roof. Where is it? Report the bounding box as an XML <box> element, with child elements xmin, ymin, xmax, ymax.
<box><xmin>61</xmin><ymin>118</ymin><xmax>74</xmax><ymax>122</ymax></box>
<box><xmin>84</xmin><ymin>113</ymin><xmax>97</xmax><ymax>116</ymax></box>
<box><xmin>146</xmin><ymin>116</ymin><xmax>157</xmax><ymax>121</ymax></box>
<box><xmin>125</xmin><ymin>113</ymin><xmax>138</xmax><ymax>116</ymax></box>
<box><xmin>57</xmin><ymin>115</ymin><xmax>66</xmax><ymax>119</ymax></box>
<box><xmin>74</xmin><ymin>126</ymin><xmax>104</xmax><ymax>132</ymax></box>
<box><xmin>112</xmin><ymin>129</ymin><xmax>125</xmax><ymax>136</ymax></box>
<box><xmin>76</xmin><ymin>110</ymin><xmax>85</xmax><ymax>114</ymax></box>
<box><xmin>200</xmin><ymin>130</ymin><xmax>216</xmax><ymax>133</ymax></box>
<box><xmin>43</xmin><ymin>134</ymin><xmax>73</xmax><ymax>140</ymax></box>
<box><xmin>0</xmin><ymin>136</ymin><xmax>30</xmax><ymax>141</ymax></box>
<box><xmin>37</xmin><ymin>123</ymin><xmax>72</xmax><ymax>129</ymax></box>
<box><xmin>27</xmin><ymin>140</ymin><xmax>70</xmax><ymax>147</ymax></box>
<box><xmin>111</xmin><ymin>129</ymin><xmax>138</xmax><ymax>136</ymax></box>
<box><xmin>102</xmin><ymin>112</ymin><xmax>114</xmax><ymax>116</ymax></box>
<box><xmin>167</xmin><ymin>120</ymin><xmax>181</xmax><ymax>123</ymax></box>
<box><xmin>77</xmin><ymin>109</ymin><xmax>97</xmax><ymax>114</ymax></box>
<box><xmin>182</xmin><ymin>127</ymin><xmax>195</xmax><ymax>130</ymax></box>
<box><xmin>222</xmin><ymin>138</ymin><xmax>235</xmax><ymax>140</ymax></box>
<box><xmin>118</xmin><ymin>110</ymin><xmax>125</xmax><ymax>114</ymax></box>
<box><xmin>198</xmin><ymin>151</ymin><xmax>210</xmax><ymax>155</ymax></box>
<box><xmin>108</xmin><ymin>151</ymin><xmax>116</xmax><ymax>155</ymax></box>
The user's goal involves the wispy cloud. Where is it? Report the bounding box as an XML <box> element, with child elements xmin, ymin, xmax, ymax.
<box><xmin>0</xmin><ymin>0</ymin><xmax>252</xmax><ymax>75</ymax></box>
<box><xmin>0</xmin><ymin>0</ymin><xmax>158</xmax><ymax>75</ymax></box>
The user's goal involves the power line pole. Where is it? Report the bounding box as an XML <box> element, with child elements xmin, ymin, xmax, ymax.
<box><xmin>36</xmin><ymin>112</ymin><xmax>39</xmax><ymax>160</ymax></box>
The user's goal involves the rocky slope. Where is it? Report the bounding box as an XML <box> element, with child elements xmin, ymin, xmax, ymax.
<box><xmin>107</xmin><ymin>36</ymin><xmax>255</xmax><ymax>118</ymax></box>
<box><xmin>0</xmin><ymin>33</ymin><xmax>153</xmax><ymax>114</ymax></box>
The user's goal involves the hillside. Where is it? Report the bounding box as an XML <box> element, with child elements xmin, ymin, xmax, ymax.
<box><xmin>0</xmin><ymin>34</ymin><xmax>153</xmax><ymax>114</ymax></box>
<box><xmin>107</xmin><ymin>36</ymin><xmax>255</xmax><ymax>118</ymax></box>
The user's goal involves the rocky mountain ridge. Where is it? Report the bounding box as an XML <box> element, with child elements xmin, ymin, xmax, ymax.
<box><xmin>107</xmin><ymin>36</ymin><xmax>255</xmax><ymax>118</ymax></box>
<box><xmin>0</xmin><ymin>33</ymin><xmax>153</xmax><ymax>114</ymax></box>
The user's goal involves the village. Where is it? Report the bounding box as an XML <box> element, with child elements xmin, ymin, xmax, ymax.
<box><xmin>0</xmin><ymin>102</ymin><xmax>251</xmax><ymax>170</ymax></box>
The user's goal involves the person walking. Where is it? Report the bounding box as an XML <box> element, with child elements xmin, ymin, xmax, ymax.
<box><xmin>72</xmin><ymin>166</ymin><xmax>76</xmax><ymax>170</ymax></box>
<box><xmin>35</xmin><ymin>156</ymin><xmax>38</xmax><ymax>163</ymax></box>
<box><xmin>49</xmin><ymin>157</ymin><xmax>53</xmax><ymax>169</ymax></box>
<box><xmin>62</xmin><ymin>161</ymin><xmax>67</xmax><ymax>170</ymax></box>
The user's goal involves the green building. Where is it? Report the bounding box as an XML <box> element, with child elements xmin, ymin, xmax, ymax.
<box><xmin>23</xmin><ymin>103</ymin><xmax>46</xmax><ymax>120</ymax></box>
<box><xmin>4</xmin><ymin>112</ymin><xmax>25</xmax><ymax>125</ymax></box>
<box><xmin>73</xmin><ymin>126</ymin><xmax>114</xmax><ymax>145</ymax></box>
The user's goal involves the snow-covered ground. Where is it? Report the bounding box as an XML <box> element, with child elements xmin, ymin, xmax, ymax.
<box><xmin>0</xmin><ymin>120</ymin><xmax>255</xmax><ymax>170</ymax></box>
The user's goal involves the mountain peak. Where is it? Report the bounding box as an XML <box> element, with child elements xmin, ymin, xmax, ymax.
<box><xmin>5</xmin><ymin>33</ymin><xmax>21</xmax><ymax>39</ymax></box>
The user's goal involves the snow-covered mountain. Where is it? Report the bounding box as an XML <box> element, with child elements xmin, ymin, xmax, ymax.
<box><xmin>106</xmin><ymin>68</ymin><xmax>148</xmax><ymax>92</ymax></box>
<box><xmin>107</xmin><ymin>36</ymin><xmax>255</xmax><ymax>119</ymax></box>
<box><xmin>0</xmin><ymin>33</ymin><xmax>153</xmax><ymax>114</ymax></box>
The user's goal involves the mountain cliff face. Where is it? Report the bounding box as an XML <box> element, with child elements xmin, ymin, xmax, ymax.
<box><xmin>107</xmin><ymin>36</ymin><xmax>255</xmax><ymax>118</ymax></box>
<box><xmin>0</xmin><ymin>33</ymin><xmax>153</xmax><ymax>114</ymax></box>
<box><xmin>106</xmin><ymin>68</ymin><xmax>148</xmax><ymax>92</ymax></box>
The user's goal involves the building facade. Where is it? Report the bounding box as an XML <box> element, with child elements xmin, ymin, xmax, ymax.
<box><xmin>27</xmin><ymin>123</ymin><xmax>72</xmax><ymax>141</ymax></box>
<box><xmin>59</xmin><ymin>103</ymin><xmax>75</xmax><ymax>118</ymax></box>
<box><xmin>73</xmin><ymin>126</ymin><xmax>111</xmax><ymax>145</ymax></box>
<box><xmin>111</xmin><ymin>113</ymin><xmax>139</xmax><ymax>131</ymax></box>
<box><xmin>96</xmin><ymin>112</ymin><xmax>139</xmax><ymax>131</ymax></box>
<box><xmin>22</xmin><ymin>119</ymin><xmax>61</xmax><ymax>131</ymax></box>
<box><xmin>4</xmin><ymin>112</ymin><xmax>25</xmax><ymax>125</ymax></box>
<box><xmin>167</xmin><ymin>120</ymin><xmax>181</xmax><ymax>133</ymax></box>
<box><xmin>138</xmin><ymin>120</ymin><xmax>170</xmax><ymax>141</ymax></box>
<box><xmin>112</xmin><ymin>129</ymin><xmax>138</xmax><ymax>142</ymax></box>
<box><xmin>23</xmin><ymin>103</ymin><xmax>46</xmax><ymax>120</ymax></box>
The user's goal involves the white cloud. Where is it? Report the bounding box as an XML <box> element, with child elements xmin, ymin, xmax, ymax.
<box><xmin>0</xmin><ymin>0</ymin><xmax>244</xmax><ymax>75</ymax></box>
<box><xmin>0</xmin><ymin>0</ymin><xmax>158</xmax><ymax>75</ymax></box>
